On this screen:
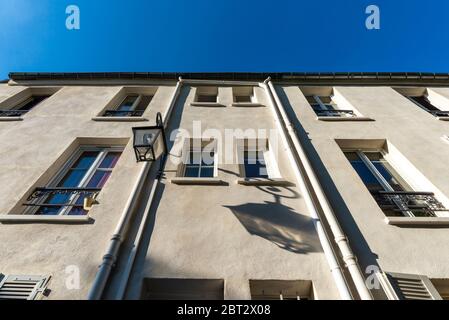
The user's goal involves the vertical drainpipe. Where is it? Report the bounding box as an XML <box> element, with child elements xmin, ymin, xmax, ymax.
<box><xmin>87</xmin><ymin>78</ymin><xmax>183</xmax><ymax>300</ymax></box>
<box><xmin>264</xmin><ymin>78</ymin><xmax>373</xmax><ymax>300</ymax></box>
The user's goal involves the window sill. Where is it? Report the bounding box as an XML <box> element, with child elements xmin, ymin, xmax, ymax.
<box><xmin>0</xmin><ymin>214</ymin><xmax>93</xmax><ymax>224</ymax></box>
<box><xmin>384</xmin><ymin>216</ymin><xmax>449</xmax><ymax>227</ymax></box>
<box><xmin>170</xmin><ymin>177</ymin><xmax>227</xmax><ymax>185</ymax></box>
<box><xmin>0</xmin><ymin>117</ymin><xmax>23</xmax><ymax>121</ymax></box>
<box><xmin>190</xmin><ymin>102</ymin><xmax>226</xmax><ymax>108</ymax></box>
<box><xmin>316</xmin><ymin>116</ymin><xmax>374</xmax><ymax>122</ymax></box>
<box><xmin>437</xmin><ymin>116</ymin><xmax>449</xmax><ymax>121</ymax></box>
<box><xmin>237</xmin><ymin>178</ymin><xmax>294</xmax><ymax>186</ymax></box>
<box><xmin>231</xmin><ymin>102</ymin><xmax>264</xmax><ymax>107</ymax></box>
<box><xmin>92</xmin><ymin>116</ymin><xmax>149</xmax><ymax>122</ymax></box>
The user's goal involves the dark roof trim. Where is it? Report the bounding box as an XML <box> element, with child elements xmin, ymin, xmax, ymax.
<box><xmin>8</xmin><ymin>72</ymin><xmax>449</xmax><ymax>83</ymax></box>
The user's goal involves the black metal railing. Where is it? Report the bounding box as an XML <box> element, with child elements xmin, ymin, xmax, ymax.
<box><xmin>24</xmin><ymin>187</ymin><xmax>101</xmax><ymax>208</ymax></box>
<box><xmin>314</xmin><ymin>109</ymin><xmax>356</xmax><ymax>117</ymax></box>
<box><xmin>102</xmin><ymin>110</ymin><xmax>144</xmax><ymax>117</ymax></box>
<box><xmin>430</xmin><ymin>110</ymin><xmax>449</xmax><ymax>117</ymax></box>
<box><xmin>373</xmin><ymin>191</ymin><xmax>447</xmax><ymax>217</ymax></box>
<box><xmin>0</xmin><ymin>110</ymin><xmax>29</xmax><ymax>117</ymax></box>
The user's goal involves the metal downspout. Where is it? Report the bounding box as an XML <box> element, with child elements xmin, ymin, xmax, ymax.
<box><xmin>265</xmin><ymin>78</ymin><xmax>372</xmax><ymax>300</ymax></box>
<box><xmin>87</xmin><ymin>78</ymin><xmax>183</xmax><ymax>300</ymax></box>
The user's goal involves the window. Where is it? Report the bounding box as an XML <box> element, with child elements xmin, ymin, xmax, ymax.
<box><xmin>23</xmin><ymin>146</ymin><xmax>122</xmax><ymax>216</ymax></box>
<box><xmin>0</xmin><ymin>274</ymin><xmax>50</xmax><ymax>300</ymax></box>
<box><xmin>233</xmin><ymin>87</ymin><xmax>255</xmax><ymax>103</ymax></box>
<box><xmin>249</xmin><ymin>280</ymin><xmax>313</xmax><ymax>300</ymax></box>
<box><xmin>197</xmin><ymin>94</ymin><xmax>217</xmax><ymax>103</ymax></box>
<box><xmin>0</xmin><ymin>95</ymin><xmax>51</xmax><ymax>117</ymax></box>
<box><xmin>103</xmin><ymin>94</ymin><xmax>152</xmax><ymax>117</ymax></box>
<box><xmin>192</xmin><ymin>87</ymin><xmax>219</xmax><ymax>105</ymax></box>
<box><xmin>235</xmin><ymin>95</ymin><xmax>252</xmax><ymax>103</ymax></box>
<box><xmin>306</xmin><ymin>95</ymin><xmax>355</xmax><ymax>118</ymax></box>
<box><xmin>406</xmin><ymin>94</ymin><xmax>449</xmax><ymax>117</ymax></box>
<box><xmin>141</xmin><ymin>279</ymin><xmax>224</xmax><ymax>300</ymax></box>
<box><xmin>243</xmin><ymin>150</ymin><xmax>268</xmax><ymax>178</ymax></box>
<box><xmin>345</xmin><ymin>150</ymin><xmax>446</xmax><ymax>217</ymax></box>
<box><xmin>238</xmin><ymin>140</ymin><xmax>280</xmax><ymax>179</ymax></box>
<box><xmin>182</xmin><ymin>144</ymin><xmax>216</xmax><ymax>178</ymax></box>
<box><xmin>381</xmin><ymin>272</ymin><xmax>444</xmax><ymax>300</ymax></box>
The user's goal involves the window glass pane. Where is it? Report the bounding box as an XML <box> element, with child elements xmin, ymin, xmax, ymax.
<box><xmin>410</xmin><ymin>96</ymin><xmax>440</xmax><ymax>112</ymax></box>
<box><xmin>201</xmin><ymin>151</ymin><xmax>214</xmax><ymax>166</ymax></box>
<box><xmin>87</xmin><ymin>171</ymin><xmax>111</xmax><ymax>188</ymax></box>
<box><xmin>244</xmin><ymin>151</ymin><xmax>268</xmax><ymax>178</ymax></box>
<box><xmin>134</xmin><ymin>95</ymin><xmax>153</xmax><ymax>111</ymax></box>
<box><xmin>345</xmin><ymin>152</ymin><xmax>383</xmax><ymax>191</ymax></box>
<box><xmin>200</xmin><ymin>167</ymin><xmax>214</xmax><ymax>178</ymax></box>
<box><xmin>197</xmin><ymin>95</ymin><xmax>217</xmax><ymax>103</ymax></box>
<box><xmin>184</xmin><ymin>166</ymin><xmax>200</xmax><ymax>177</ymax></box>
<box><xmin>72</xmin><ymin>151</ymin><xmax>99</xmax><ymax>169</ymax></box>
<box><xmin>235</xmin><ymin>95</ymin><xmax>252</xmax><ymax>103</ymax></box>
<box><xmin>117</xmin><ymin>95</ymin><xmax>138</xmax><ymax>111</ymax></box>
<box><xmin>372</xmin><ymin>161</ymin><xmax>405</xmax><ymax>191</ymax></box>
<box><xmin>57</xmin><ymin>169</ymin><xmax>88</xmax><ymax>187</ymax></box>
<box><xmin>35</xmin><ymin>206</ymin><xmax>63</xmax><ymax>215</ymax></box>
<box><xmin>18</xmin><ymin>95</ymin><xmax>50</xmax><ymax>111</ymax></box>
<box><xmin>99</xmin><ymin>152</ymin><xmax>121</xmax><ymax>169</ymax></box>
<box><xmin>305</xmin><ymin>96</ymin><xmax>316</xmax><ymax>104</ymax></box>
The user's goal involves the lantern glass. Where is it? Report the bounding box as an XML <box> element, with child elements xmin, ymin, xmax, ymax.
<box><xmin>132</xmin><ymin>126</ymin><xmax>165</xmax><ymax>162</ymax></box>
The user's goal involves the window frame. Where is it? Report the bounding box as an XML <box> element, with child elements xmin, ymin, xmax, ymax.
<box><xmin>406</xmin><ymin>94</ymin><xmax>441</xmax><ymax>113</ymax></box>
<box><xmin>345</xmin><ymin>149</ymin><xmax>418</xmax><ymax>217</ymax></box>
<box><xmin>237</xmin><ymin>140</ymin><xmax>280</xmax><ymax>179</ymax></box>
<box><xmin>24</xmin><ymin>145</ymin><xmax>123</xmax><ymax>216</ymax></box>
<box><xmin>179</xmin><ymin>140</ymin><xmax>218</xmax><ymax>178</ymax></box>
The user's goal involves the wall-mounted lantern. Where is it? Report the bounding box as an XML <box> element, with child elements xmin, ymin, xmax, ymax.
<box><xmin>132</xmin><ymin>112</ymin><xmax>167</xmax><ymax>162</ymax></box>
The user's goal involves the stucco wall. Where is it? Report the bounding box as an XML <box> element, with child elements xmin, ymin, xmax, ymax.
<box><xmin>0</xmin><ymin>83</ymin><xmax>175</xmax><ymax>299</ymax></box>
<box><xmin>125</xmin><ymin>84</ymin><xmax>340</xmax><ymax>299</ymax></box>
<box><xmin>277</xmin><ymin>85</ymin><xmax>449</xmax><ymax>286</ymax></box>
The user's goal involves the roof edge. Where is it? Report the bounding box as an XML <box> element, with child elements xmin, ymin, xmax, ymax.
<box><xmin>8</xmin><ymin>72</ymin><xmax>449</xmax><ymax>84</ymax></box>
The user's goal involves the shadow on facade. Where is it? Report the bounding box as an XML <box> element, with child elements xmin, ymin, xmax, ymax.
<box><xmin>274</xmin><ymin>85</ymin><xmax>380</xmax><ymax>271</ymax></box>
<box><xmin>225</xmin><ymin>185</ymin><xmax>322</xmax><ymax>254</ymax></box>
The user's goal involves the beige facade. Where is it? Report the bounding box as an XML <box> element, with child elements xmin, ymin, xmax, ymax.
<box><xmin>0</xmin><ymin>73</ymin><xmax>448</xmax><ymax>300</ymax></box>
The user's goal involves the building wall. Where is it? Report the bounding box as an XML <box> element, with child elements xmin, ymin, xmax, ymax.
<box><xmin>0</xmin><ymin>83</ymin><xmax>175</xmax><ymax>299</ymax></box>
<box><xmin>1</xmin><ymin>78</ymin><xmax>448</xmax><ymax>300</ymax></box>
<box><xmin>125</xmin><ymin>84</ymin><xmax>340</xmax><ymax>299</ymax></box>
<box><xmin>277</xmin><ymin>85</ymin><xmax>449</xmax><ymax>287</ymax></box>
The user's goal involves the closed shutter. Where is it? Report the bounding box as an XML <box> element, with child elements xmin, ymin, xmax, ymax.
<box><xmin>0</xmin><ymin>274</ymin><xmax>50</xmax><ymax>300</ymax></box>
<box><xmin>386</xmin><ymin>272</ymin><xmax>442</xmax><ymax>300</ymax></box>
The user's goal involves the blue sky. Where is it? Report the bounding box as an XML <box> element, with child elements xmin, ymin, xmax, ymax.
<box><xmin>1</xmin><ymin>0</ymin><xmax>449</xmax><ymax>79</ymax></box>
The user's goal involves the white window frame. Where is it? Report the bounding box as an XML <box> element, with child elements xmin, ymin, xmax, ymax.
<box><xmin>179</xmin><ymin>140</ymin><xmax>218</xmax><ymax>178</ymax></box>
<box><xmin>25</xmin><ymin>145</ymin><xmax>123</xmax><ymax>216</ymax></box>
<box><xmin>406</xmin><ymin>94</ymin><xmax>440</xmax><ymax>113</ymax></box>
<box><xmin>115</xmin><ymin>94</ymin><xmax>144</xmax><ymax>112</ymax></box>
<box><xmin>349</xmin><ymin>149</ymin><xmax>417</xmax><ymax>217</ymax></box>
<box><xmin>310</xmin><ymin>95</ymin><xmax>354</xmax><ymax>118</ymax></box>
<box><xmin>238</xmin><ymin>140</ymin><xmax>280</xmax><ymax>179</ymax></box>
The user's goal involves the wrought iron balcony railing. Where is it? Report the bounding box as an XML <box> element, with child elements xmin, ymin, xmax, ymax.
<box><xmin>315</xmin><ymin>109</ymin><xmax>356</xmax><ymax>117</ymax></box>
<box><xmin>373</xmin><ymin>191</ymin><xmax>447</xmax><ymax>217</ymax></box>
<box><xmin>23</xmin><ymin>187</ymin><xmax>101</xmax><ymax>213</ymax></box>
<box><xmin>430</xmin><ymin>110</ymin><xmax>449</xmax><ymax>117</ymax></box>
<box><xmin>102</xmin><ymin>110</ymin><xmax>144</xmax><ymax>117</ymax></box>
<box><xmin>0</xmin><ymin>110</ymin><xmax>29</xmax><ymax>117</ymax></box>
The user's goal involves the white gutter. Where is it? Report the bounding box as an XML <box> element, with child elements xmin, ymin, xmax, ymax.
<box><xmin>264</xmin><ymin>78</ymin><xmax>372</xmax><ymax>300</ymax></box>
<box><xmin>87</xmin><ymin>78</ymin><xmax>183</xmax><ymax>300</ymax></box>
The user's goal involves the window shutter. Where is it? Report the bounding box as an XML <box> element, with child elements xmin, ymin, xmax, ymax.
<box><xmin>385</xmin><ymin>272</ymin><xmax>442</xmax><ymax>300</ymax></box>
<box><xmin>0</xmin><ymin>274</ymin><xmax>50</xmax><ymax>300</ymax></box>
